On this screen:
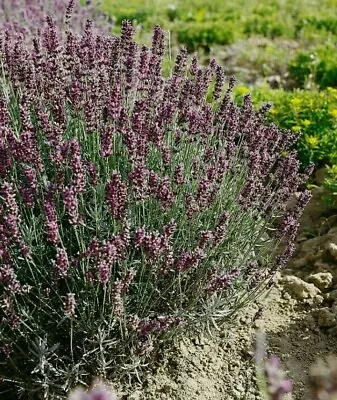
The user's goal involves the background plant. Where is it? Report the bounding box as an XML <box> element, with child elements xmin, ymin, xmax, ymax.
<box><xmin>289</xmin><ymin>44</ymin><xmax>337</xmax><ymax>90</ymax></box>
<box><xmin>235</xmin><ymin>85</ymin><xmax>337</xmax><ymax>169</ymax></box>
<box><xmin>235</xmin><ymin>84</ymin><xmax>337</xmax><ymax>205</ymax></box>
<box><xmin>0</xmin><ymin>8</ymin><xmax>312</xmax><ymax>399</ymax></box>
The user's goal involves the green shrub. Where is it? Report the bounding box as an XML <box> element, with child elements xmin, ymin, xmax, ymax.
<box><xmin>296</xmin><ymin>15</ymin><xmax>337</xmax><ymax>36</ymax></box>
<box><xmin>176</xmin><ymin>21</ymin><xmax>236</xmax><ymax>52</ymax></box>
<box><xmin>235</xmin><ymin>85</ymin><xmax>337</xmax><ymax>169</ymax></box>
<box><xmin>289</xmin><ymin>45</ymin><xmax>337</xmax><ymax>89</ymax></box>
<box><xmin>325</xmin><ymin>164</ymin><xmax>337</xmax><ymax>205</ymax></box>
<box><xmin>243</xmin><ymin>16</ymin><xmax>291</xmax><ymax>39</ymax></box>
<box><xmin>288</xmin><ymin>51</ymin><xmax>314</xmax><ymax>88</ymax></box>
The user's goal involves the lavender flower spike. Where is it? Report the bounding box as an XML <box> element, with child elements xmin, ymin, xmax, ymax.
<box><xmin>69</xmin><ymin>381</ymin><xmax>117</xmax><ymax>400</ymax></box>
<box><xmin>264</xmin><ymin>356</ymin><xmax>293</xmax><ymax>400</ymax></box>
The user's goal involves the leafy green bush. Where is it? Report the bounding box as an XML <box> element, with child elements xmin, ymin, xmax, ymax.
<box><xmin>289</xmin><ymin>45</ymin><xmax>337</xmax><ymax>89</ymax></box>
<box><xmin>288</xmin><ymin>51</ymin><xmax>314</xmax><ymax>88</ymax></box>
<box><xmin>235</xmin><ymin>85</ymin><xmax>337</xmax><ymax>169</ymax></box>
<box><xmin>176</xmin><ymin>20</ymin><xmax>236</xmax><ymax>51</ymax></box>
<box><xmin>296</xmin><ymin>15</ymin><xmax>337</xmax><ymax>36</ymax></box>
<box><xmin>243</xmin><ymin>16</ymin><xmax>291</xmax><ymax>39</ymax></box>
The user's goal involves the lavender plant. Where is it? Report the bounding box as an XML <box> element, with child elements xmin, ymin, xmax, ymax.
<box><xmin>0</xmin><ymin>10</ymin><xmax>313</xmax><ymax>399</ymax></box>
<box><xmin>0</xmin><ymin>0</ymin><xmax>112</xmax><ymax>39</ymax></box>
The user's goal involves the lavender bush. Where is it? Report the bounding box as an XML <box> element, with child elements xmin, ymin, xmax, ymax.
<box><xmin>0</xmin><ymin>9</ymin><xmax>313</xmax><ymax>398</ymax></box>
<box><xmin>0</xmin><ymin>0</ymin><xmax>112</xmax><ymax>39</ymax></box>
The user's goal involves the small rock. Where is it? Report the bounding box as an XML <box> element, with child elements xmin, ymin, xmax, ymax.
<box><xmin>280</xmin><ymin>275</ymin><xmax>321</xmax><ymax>301</ymax></box>
<box><xmin>317</xmin><ymin>307</ymin><xmax>337</xmax><ymax>328</ymax></box>
<box><xmin>267</xmin><ymin>75</ymin><xmax>281</xmax><ymax>89</ymax></box>
<box><xmin>327</xmin><ymin>243</ymin><xmax>337</xmax><ymax>260</ymax></box>
<box><xmin>307</xmin><ymin>272</ymin><xmax>333</xmax><ymax>290</ymax></box>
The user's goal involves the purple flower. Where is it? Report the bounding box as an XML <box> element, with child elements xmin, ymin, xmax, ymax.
<box><xmin>105</xmin><ymin>172</ymin><xmax>127</xmax><ymax>220</ymax></box>
<box><xmin>162</xmin><ymin>220</ymin><xmax>177</xmax><ymax>241</ymax></box>
<box><xmin>151</xmin><ymin>25</ymin><xmax>165</xmax><ymax>60</ymax></box>
<box><xmin>174</xmin><ymin>163</ymin><xmax>185</xmax><ymax>185</ymax></box>
<box><xmin>100</xmin><ymin>126</ymin><xmax>115</xmax><ymax>158</ymax></box>
<box><xmin>129</xmin><ymin>162</ymin><xmax>148</xmax><ymax>200</ymax></box>
<box><xmin>69</xmin><ymin>382</ymin><xmax>117</xmax><ymax>400</ymax></box>
<box><xmin>54</xmin><ymin>247</ymin><xmax>69</xmax><ymax>279</ymax></box>
<box><xmin>144</xmin><ymin>230</ymin><xmax>165</xmax><ymax>262</ymax></box>
<box><xmin>213</xmin><ymin>64</ymin><xmax>225</xmax><ymax>100</ymax></box>
<box><xmin>206</xmin><ymin>268</ymin><xmax>240</xmax><ymax>294</ymax></box>
<box><xmin>134</xmin><ymin>226</ymin><xmax>146</xmax><ymax>248</ymax></box>
<box><xmin>264</xmin><ymin>356</ymin><xmax>293</xmax><ymax>400</ymax></box>
<box><xmin>213</xmin><ymin>212</ymin><xmax>230</xmax><ymax>246</ymax></box>
<box><xmin>98</xmin><ymin>260</ymin><xmax>111</xmax><ymax>285</ymax></box>
<box><xmin>138</xmin><ymin>315</ymin><xmax>183</xmax><ymax>337</ymax></box>
<box><xmin>156</xmin><ymin>176</ymin><xmax>174</xmax><ymax>209</ymax></box>
<box><xmin>63</xmin><ymin>185</ymin><xmax>83</xmax><ymax>225</ymax></box>
<box><xmin>198</xmin><ymin>231</ymin><xmax>214</xmax><ymax>249</ymax></box>
<box><xmin>185</xmin><ymin>193</ymin><xmax>199</xmax><ymax>219</ymax></box>
<box><xmin>87</xmin><ymin>162</ymin><xmax>98</xmax><ymax>186</ymax></box>
<box><xmin>0</xmin><ymin>264</ymin><xmax>22</xmax><ymax>293</ymax></box>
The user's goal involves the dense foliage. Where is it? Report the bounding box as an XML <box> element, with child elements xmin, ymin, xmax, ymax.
<box><xmin>0</xmin><ymin>9</ymin><xmax>313</xmax><ymax>398</ymax></box>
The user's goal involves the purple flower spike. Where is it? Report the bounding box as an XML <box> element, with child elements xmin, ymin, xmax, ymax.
<box><xmin>105</xmin><ymin>172</ymin><xmax>127</xmax><ymax>220</ymax></box>
<box><xmin>69</xmin><ymin>382</ymin><xmax>117</xmax><ymax>400</ymax></box>
<box><xmin>264</xmin><ymin>355</ymin><xmax>293</xmax><ymax>400</ymax></box>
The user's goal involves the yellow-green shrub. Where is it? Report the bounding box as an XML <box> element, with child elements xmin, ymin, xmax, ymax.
<box><xmin>235</xmin><ymin>85</ymin><xmax>337</xmax><ymax>197</ymax></box>
<box><xmin>235</xmin><ymin>85</ymin><xmax>337</xmax><ymax>168</ymax></box>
